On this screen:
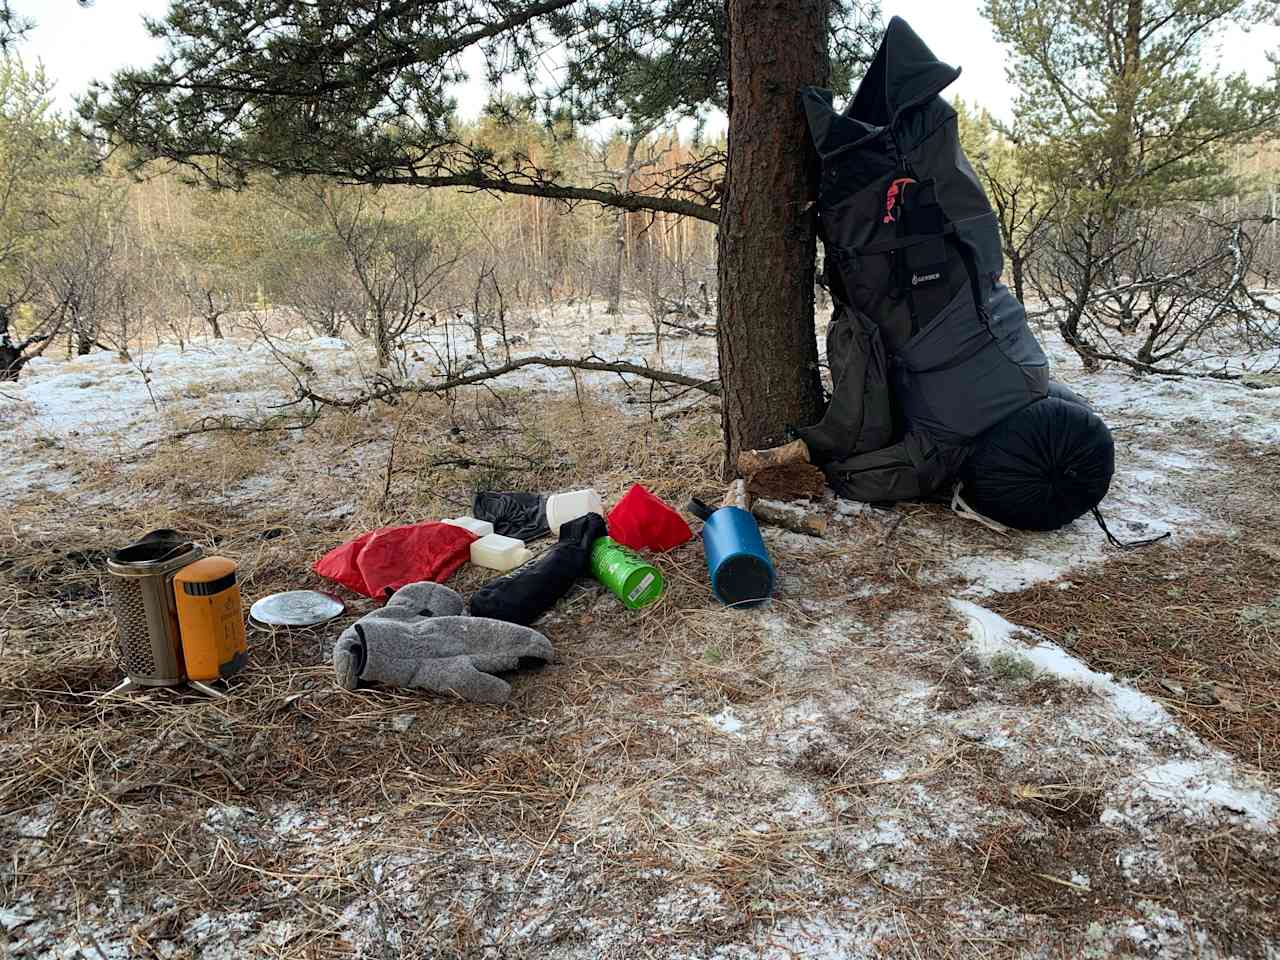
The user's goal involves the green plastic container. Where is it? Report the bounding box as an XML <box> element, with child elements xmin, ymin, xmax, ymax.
<box><xmin>590</xmin><ymin>537</ymin><xmax>663</xmax><ymax>609</ymax></box>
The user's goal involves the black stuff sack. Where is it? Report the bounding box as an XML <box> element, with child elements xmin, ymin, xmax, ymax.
<box><xmin>473</xmin><ymin>490</ymin><xmax>550</xmax><ymax>541</ymax></box>
<box><xmin>1046</xmin><ymin>379</ymin><xmax>1089</xmax><ymax>408</ymax></box>
<box><xmin>469</xmin><ymin>512</ymin><xmax>606</xmax><ymax>626</ymax></box>
<box><xmin>958</xmin><ymin>397</ymin><xmax>1114</xmax><ymax>531</ymax></box>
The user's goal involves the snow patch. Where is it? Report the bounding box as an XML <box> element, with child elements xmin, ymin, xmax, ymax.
<box><xmin>953</xmin><ymin>599</ymin><xmax>1280</xmax><ymax>836</ymax></box>
<box><xmin>953</xmin><ymin>556</ymin><xmax>1066</xmax><ymax>596</ymax></box>
<box><xmin>951</xmin><ymin>598</ymin><xmax>1172</xmax><ymax>730</ymax></box>
<box><xmin>707</xmin><ymin>707</ymin><xmax>745</xmax><ymax>735</ymax></box>
<box><xmin>1104</xmin><ymin>759</ymin><xmax>1278</xmax><ymax>832</ymax></box>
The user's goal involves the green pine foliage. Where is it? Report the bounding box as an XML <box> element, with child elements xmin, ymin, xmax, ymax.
<box><xmin>983</xmin><ymin>0</ymin><xmax>1280</xmax><ymax>209</ymax></box>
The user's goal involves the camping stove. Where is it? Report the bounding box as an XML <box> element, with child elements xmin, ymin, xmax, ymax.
<box><xmin>103</xmin><ymin>530</ymin><xmax>245</xmax><ymax>699</ymax></box>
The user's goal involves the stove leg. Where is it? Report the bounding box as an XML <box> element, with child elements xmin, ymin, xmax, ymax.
<box><xmin>188</xmin><ymin>680</ymin><xmax>228</xmax><ymax>699</ymax></box>
<box><xmin>97</xmin><ymin>678</ymin><xmax>143</xmax><ymax>701</ymax></box>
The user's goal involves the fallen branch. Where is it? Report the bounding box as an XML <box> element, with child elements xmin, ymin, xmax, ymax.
<box><xmin>1071</xmin><ymin>346</ymin><xmax>1271</xmax><ymax>386</ymax></box>
<box><xmin>150</xmin><ymin>354</ymin><xmax>719</xmax><ymax>444</ymax></box>
<box><xmin>737</xmin><ymin>439</ymin><xmax>810</xmax><ymax>477</ymax></box>
<box><xmin>147</xmin><ymin>411</ymin><xmax>322</xmax><ymax>445</ymax></box>
<box><xmin>752</xmin><ymin>499</ymin><xmax>828</xmax><ymax>538</ymax></box>
<box><xmin>297</xmin><ymin>354</ymin><xmax>721</xmax><ymax>409</ymax></box>
<box><xmin>658</xmin><ymin>316</ymin><xmax>716</xmax><ymax>338</ymax></box>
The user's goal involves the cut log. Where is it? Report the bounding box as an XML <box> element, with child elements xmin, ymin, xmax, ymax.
<box><xmin>747</xmin><ymin>461</ymin><xmax>828</xmax><ymax>502</ymax></box>
<box><xmin>753</xmin><ymin>499</ymin><xmax>828</xmax><ymax>538</ymax></box>
<box><xmin>737</xmin><ymin>438</ymin><xmax>810</xmax><ymax>478</ymax></box>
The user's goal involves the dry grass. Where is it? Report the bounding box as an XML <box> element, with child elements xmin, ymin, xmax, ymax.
<box><xmin>1</xmin><ymin>383</ymin><xmax>788</xmax><ymax>956</ymax></box>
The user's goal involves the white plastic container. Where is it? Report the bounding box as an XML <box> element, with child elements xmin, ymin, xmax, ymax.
<box><xmin>470</xmin><ymin>534</ymin><xmax>531</xmax><ymax>572</ymax></box>
<box><xmin>545</xmin><ymin>489</ymin><xmax>604</xmax><ymax>536</ymax></box>
<box><xmin>443</xmin><ymin>516</ymin><xmax>495</xmax><ymax>537</ymax></box>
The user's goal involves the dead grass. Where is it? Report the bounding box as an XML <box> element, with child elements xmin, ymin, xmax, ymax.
<box><xmin>1</xmin><ymin>382</ymin><xmax>800</xmax><ymax>957</ymax></box>
<box><xmin>984</xmin><ymin>537</ymin><xmax>1280</xmax><ymax>775</ymax></box>
<box><xmin>943</xmin><ymin>818</ymin><xmax>1280</xmax><ymax>956</ymax></box>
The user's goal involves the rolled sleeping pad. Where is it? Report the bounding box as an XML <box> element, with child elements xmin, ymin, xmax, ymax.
<box><xmin>958</xmin><ymin>396</ymin><xmax>1115</xmax><ymax>531</ymax></box>
<box><xmin>701</xmin><ymin>506</ymin><xmax>776</xmax><ymax>607</ymax></box>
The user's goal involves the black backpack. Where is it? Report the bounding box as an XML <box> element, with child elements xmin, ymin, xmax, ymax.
<box><xmin>797</xmin><ymin>17</ymin><xmax>1049</xmax><ymax>503</ymax></box>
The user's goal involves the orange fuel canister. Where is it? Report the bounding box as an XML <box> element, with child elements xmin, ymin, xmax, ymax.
<box><xmin>172</xmin><ymin>557</ymin><xmax>247</xmax><ymax>683</ymax></box>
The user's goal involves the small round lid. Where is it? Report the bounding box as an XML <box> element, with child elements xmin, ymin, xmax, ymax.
<box><xmin>249</xmin><ymin>590</ymin><xmax>345</xmax><ymax>627</ymax></box>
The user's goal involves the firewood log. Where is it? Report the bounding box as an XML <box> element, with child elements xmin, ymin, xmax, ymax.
<box><xmin>737</xmin><ymin>439</ymin><xmax>810</xmax><ymax>478</ymax></box>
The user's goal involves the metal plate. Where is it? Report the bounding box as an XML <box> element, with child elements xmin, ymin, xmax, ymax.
<box><xmin>250</xmin><ymin>591</ymin><xmax>345</xmax><ymax>627</ymax></box>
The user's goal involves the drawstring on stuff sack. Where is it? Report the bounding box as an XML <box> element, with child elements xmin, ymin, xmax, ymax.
<box><xmin>950</xmin><ymin>482</ymin><xmax>1011</xmax><ymax>536</ymax></box>
<box><xmin>953</xmin><ymin>481</ymin><xmax>1172</xmax><ymax>549</ymax></box>
<box><xmin>1091</xmin><ymin>506</ymin><xmax>1171</xmax><ymax>550</ymax></box>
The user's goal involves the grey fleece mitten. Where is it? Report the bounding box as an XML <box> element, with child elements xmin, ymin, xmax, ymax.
<box><xmin>333</xmin><ymin>581</ymin><xmax>464</xmax><ymax>689</ymax></box>
<box><xmin>332</xmin><ymin>581</ymin><xmax>553</xmax><ymax>703</ymax></box>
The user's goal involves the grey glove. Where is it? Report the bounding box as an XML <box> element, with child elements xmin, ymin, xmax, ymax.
<box><xmin>375</xmin><ymin>581</ymin><xmax>467</xmax><ymax>619</ymax></box>
<box><xmin>333</xmin><ymin>581</ymin><xmax>553</xmax><ymax>703</ymax></box>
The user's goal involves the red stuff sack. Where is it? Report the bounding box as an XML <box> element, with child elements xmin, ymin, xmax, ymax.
<box><xmin>606</xmin><ymin>484</ymin><xmax>692</xmax><ymax>552</ymax></box>
<box><xmin>314</xmin><ymin>522</ymin><xmax>478</xmax><ymax>600</ymax></box>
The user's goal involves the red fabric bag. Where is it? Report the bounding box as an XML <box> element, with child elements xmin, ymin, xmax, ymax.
<box><xmin>606</xmin><ymin>484</ymin><xmax>692</xmax><ymax>552</ymax></box>
<box><xmin>314</xmin><ymin>522</ymin><xmax>478</xmax><ymax>599</ymax></box>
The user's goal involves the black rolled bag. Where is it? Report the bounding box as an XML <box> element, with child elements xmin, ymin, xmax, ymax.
<box><xmin>473</xmin><ymin>490</ymin><xmax>551</xmax><ymax>541</ymax></box>
<box><xmin>957</xmin><ymin>396</ymin><xmax>1115</xmax><ymax>531</ymax></box>
<box><xmin>468</xmin><ymin>512</ymin><xmax>606</xmax><ymax>626</ymax></box>
<box><xmin>1046</xmin><ymin>379</ymin><xmax>1090</xmax><ymax>408</ymax></box>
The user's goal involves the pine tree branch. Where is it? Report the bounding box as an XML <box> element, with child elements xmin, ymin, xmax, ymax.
<box><xmin>366</xmin><ymin>171</ymin><xmax>719</xmax><ymax>223</ymax></box>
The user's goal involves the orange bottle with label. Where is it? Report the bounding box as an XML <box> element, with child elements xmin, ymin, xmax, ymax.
<box><xmin>172</xmin><ymin>557</ymin><xmax>247</xmax><ymax>684</ymax></box>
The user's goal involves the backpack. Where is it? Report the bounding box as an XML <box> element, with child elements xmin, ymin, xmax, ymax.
<box><xmin>796</xmin><ymin>16</ymin><xmax>1049</xmax><ymax>503</ymax></box>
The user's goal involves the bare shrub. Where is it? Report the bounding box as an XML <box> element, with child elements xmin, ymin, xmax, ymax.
<box><xmin>1032</xmin><ymin>204</ymin><xmax>1280</xmax><ymax>378</ymax></box>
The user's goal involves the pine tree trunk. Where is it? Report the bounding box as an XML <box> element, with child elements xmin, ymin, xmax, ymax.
<box><xmin>605</xmin><ymin>137</ymin><xmax>639</xmax><ymax>316</ymax></box>
<box><xmin>374</xmin><ymin>318</ymin><xmax>392</xmax><ymax>367</ymax></box>
<box><xmin>0</xmin><ymin>307</ymin><xmax>18</xmax><ymax>380</ymax></box>
<box><xmin>605</xmin><ymin>212</ymin><xmax>625</xmax><ymax>315</ymax></box>
<box><xmin>1009</xmin><ymin>253</ymin><xmax>1025</xmax><ymax>305</ymax></box>
<box><xmin>1101</xmin><ymin>0</ymin><xmax>1143</xmax><ymax>234</ymax></box>
<box><xmin>75</xmin><ymin>320</ymin><xmax>93</xmax><ymax>356</ymax></box>
<box><xmin>717</xmin><ymin>0</ymin><xmax>828</xmax><ymax>477</ymax></box>
<box><xmin>609</xmin><ymin>209</ymin><xmax>629</xmax><ymax>316</ymax></box>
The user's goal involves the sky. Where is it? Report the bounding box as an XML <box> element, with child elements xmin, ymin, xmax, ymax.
<box><xmin>12</xmin><ymin>0</ymin><xmax>1280</xmax><ymax>127</ymax></box>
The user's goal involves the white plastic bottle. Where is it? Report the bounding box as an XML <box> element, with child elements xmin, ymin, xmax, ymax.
<box><xmin>545</xmin><ymin>489</ymin><xmax>604</xmax><ymax>536</ymax></box>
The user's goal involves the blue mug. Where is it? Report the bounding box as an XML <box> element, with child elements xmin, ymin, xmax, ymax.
<box><xmin>695</xmin><ymin>504</ymin><xmax>776</xmax><ymax>607</ymax></box>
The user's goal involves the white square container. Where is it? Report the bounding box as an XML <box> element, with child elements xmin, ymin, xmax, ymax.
<box><xmin>470</xmin><ymin>534</ymin><xmax>531</xmax><ymax>571</ymax></box>
<box><xmin>443</xmin><ymin>516</ymin><xmax>495</xmax><ymax>537</ymax></box>
<box><xmin>545</xmin><ymin>489</ymin><xmax>604</xmax><ymax>536</ymax></box>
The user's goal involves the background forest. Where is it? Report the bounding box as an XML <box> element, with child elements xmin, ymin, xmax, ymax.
<box><xmin>0</xmin><ymin>58</ymin><xmax>721</xmax><ymax>376</ymax></box>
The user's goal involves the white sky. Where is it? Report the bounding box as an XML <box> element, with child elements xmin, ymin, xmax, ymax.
<box><xmin>13</xmin><ymin>0</ymin><xmax>1280</xmax><ymax>126</ymax></box>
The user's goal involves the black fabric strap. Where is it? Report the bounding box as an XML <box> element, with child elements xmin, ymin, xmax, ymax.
<box><xmin>857</xmin><ymin>222</ymin><xmax>956</xmax><ymax>256</ymax></box>
<box><xmin>686</xmin><ymin>498</ymin><xmax>715</xmax><ymax>522</ymax></box>
<box><xmin>1092</xmin><ymin>506</ymin><xmax>1171</xmax><ymax>550</ymax></box>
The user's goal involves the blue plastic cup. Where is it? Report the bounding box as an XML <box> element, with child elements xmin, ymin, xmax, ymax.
<box><xmin>701</xmin><ymin>506</ymin><xmax>775</xmax><ymax>607</ymax></box>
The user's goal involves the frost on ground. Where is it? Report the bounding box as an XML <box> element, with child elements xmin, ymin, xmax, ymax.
<box><xmin>952</xmin><ymin>599</ymin><xmax>1276</xmax><ymax>833</ymax></box>
<box><xmin>2</xmin><ymin>305</ymin><xmax>1278</xmax><ymax>958</ymax></box>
